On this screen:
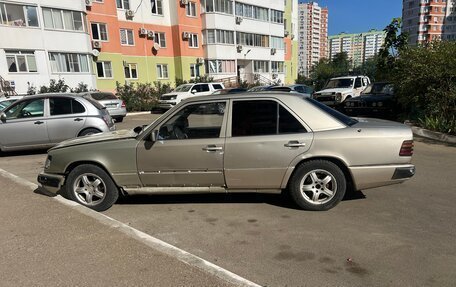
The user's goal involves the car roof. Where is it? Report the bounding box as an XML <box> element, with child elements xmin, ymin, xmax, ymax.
<box><xmin>184</xmin><ymin>91</ymin><xmax>302</xmax><ymax>103</ymax></box>
<box><xmin>331</xmin><ymin>76</ymin><xmax>366</xmax><ymax>80</ymax></box>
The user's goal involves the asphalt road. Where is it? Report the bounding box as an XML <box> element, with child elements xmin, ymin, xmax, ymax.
<box><xmin>1</xmin><ymin>113</ymin><xmax>455</xmax><ymax>286</ymax></box>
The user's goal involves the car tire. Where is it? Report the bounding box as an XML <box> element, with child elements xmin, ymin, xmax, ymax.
<box><xmin>289</xmin><ymin>160</ymin><xmax>346</xmax><ymax>211</ymax></box>
<box><xmin>65</xmin><ymin>164</ymin><xmax>119</xmax><ymax>211</ymax></box>
<box><xmin>115</xmin><ymin>117</ymin><xmax>124</xmax><ymax>123</ymax></box>
<box><xmin>79</xmin><ymin>128</ymin><xmax>101</xmax><ymax>137</ymax></box>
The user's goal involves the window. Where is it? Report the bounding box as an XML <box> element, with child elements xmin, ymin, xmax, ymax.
<box><xmin>151</xmin><ymin>0</ymin><xmax>163</xmax><ymax>15</ymax></box>
<box><xmin>271</xmin><ymin>61</ymin><xmax>284</xmax><ymax>73</ymax></box>
<box><xmin>271</xmin><ymin>36</ymin><xmax>285</xmax><ymax>49</ymax></box>
<box><xmin>49</xmin><ymin>98</ymin><xmax>86</xmax><ymax>116</ymax></box>
<box><xmin>189</xmin><ymin>33</ymin><xmax>199</xmax><ymax>47</ymax></box>
<box><xmin>49</xmin><ymin>53</ymin><xmax>90</xmax><ymax>73</ymax></box>
<box><xmin>124</xmin><ymin>63</ymin><xmax>138</xmax><ymax>79</ymax></box>
<box><xmin>235</xmin><ymin>3</ymin><xmax>267</xmax><ymax>21</ymax></box>
<box><xmin>120</xmin><ymin>28</ymin><xmax>134</xmax><ymax>45</ymax></box>
<box><xmin>190</xmin><ymin>64</ymin><xmax>200</xmax><ymax>78</ymax></box>
<box><xmin>204</xmin><ymin>0</ymin><xmax>233</xmax><ymax>14</ymax></box>
<box><xmin>236</xmin><ymin>32</ymin><xmax>269</xmax><ymax>47</ymax></box>
<box><xmin>116</xmin><ymin>0</ymin><xmax>130</xmax><ymax>9</ymax></box>
<box><xmin>231</xmin><ymin>100</ymin><xmax>306</xmax><ymax>137</ymax></box>
<box><xmin>42</xmin><ymin>8</ymin><xmax>85</xmax><ymax>31</ymax></box>
<box><xmin>158</xmin><ymin>102</ymin><xmax>226</xmax><ymax>140</ymax></box>
<box><xmin>205</xmin><ymin>59</ymin><xmax>235</xmax><ymax>74</ymax></box>
<box><xmin>0</xmin><ymin>2</ymin><xmax>38</xmax><ymax>27</ymax></box>
<box><xmin>186</xmin><ymin>2</ymin><xmax>197</xmax><ymax>16</ymax></box>
<box><xmin>154</xmin><ymin>32</ymin><xmax>166</xmax><ymax>47</ymax></box>
<box><xmin>254</xmin><ymin>61</ymin><xmax>269</xmax><ymax>73</ymax></box>
<box><xmin>204</xmin><ymin>29</ymin><xmax>234</xmax><ymax>44</ymax></box>
<box><xmin>156</xmin><ymin>64</ymin><xmax>169</xmax><ymax>79</ymax></box>
<box><xmin>96</xmin><ymin>61</ymin><xmax>113</xmax><ymax>78</ymax></box>
<box><xmin>6</xmin><ymin>51</ymin><xmax>37</xmax><ymax>73</ymax></box>
<box><xmin>91</xmin><ymin>23</ymin><xmax>108</xmax><ymax>41</ymax></box>
<box><xmin>271</xmin><ymin>9</ymin><xmax>284</xmax><ymax>24</ymax></box>
<box><xmin>5</xmin><ymin>99</ymin><xmax>44</xmax><ymax>119</ymax></box>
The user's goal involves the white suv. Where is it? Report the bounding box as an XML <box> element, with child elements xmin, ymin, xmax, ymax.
<box><xmin>158</xmin><ymin>83</ymin><xmax>224</xmax><ymax>110</ymax></box>
<box><xmin>313</xmin><ymin>76</ymin><xmax>370</xmax><ymax>107</ymax></box>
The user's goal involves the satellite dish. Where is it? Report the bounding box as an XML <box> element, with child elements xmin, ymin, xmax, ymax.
<box><xmin>153</xmin><ymin>43</ymin><xmax>160</xmax><ymax>51</ymax></box>
<box><xmin>91</xmin><ymin>49</ymin><xmax>100</xmax><ymax>57</ymax></box>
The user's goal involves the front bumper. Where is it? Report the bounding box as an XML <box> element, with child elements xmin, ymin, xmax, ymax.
<box><xmin>37</xmin><ymin>172</ymin><xmax>65</xmax><ymax>194</ymax></box>
<box><xmin>158</xmin><ymin>100</ymin><xmax>177</xmax><ymax>109</ymax></box>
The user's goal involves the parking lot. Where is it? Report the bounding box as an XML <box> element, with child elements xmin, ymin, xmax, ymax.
<box><xmin>1</xmin><ymin>113</ymin><xmax>456</xmax><ymax>286</ymax></box>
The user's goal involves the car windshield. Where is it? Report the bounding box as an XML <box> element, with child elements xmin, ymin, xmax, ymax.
<box><xmin>324</xmin><ymin>78</ymin><xmax>354</xmax><ymax>89</ymax></box>
<box><xmin>362</xmin><ymin>83</ymin><xmax>394</xmax><ymax>95</ymax></box>
<box><xmin>174</xmin><ymin>84</ymin><xmax>193</xmax><ymax>92</ymax></box>
<box><xmin>305</xmin><ymin>97</ymin><xmax>358</xmax><ymax>126</ymax></box>
<box><xmin>89</xmin><ymin>92</ymin><xmax>118</xmax><ymax>100</ymax></box>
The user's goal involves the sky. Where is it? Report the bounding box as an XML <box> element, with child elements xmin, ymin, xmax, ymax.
<box><xmin>305</xmin><ymin>0</ymin><xmax>402</xmax><ymax>36</ymax></box>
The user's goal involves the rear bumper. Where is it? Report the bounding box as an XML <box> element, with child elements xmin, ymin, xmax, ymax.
<box><xmin>37</xmin><ymin>172</ymin><xmax>65</xmax><ymax>194</ymax></box>
<box><xmin>349</xmin><ymin>164</ymin><xmax>415</xmax><ymax>190</ymax></box>
<box><xmin>107</xmin><ymin>108</ymin><xmax>127</xmax><ymax>118</ymax></box>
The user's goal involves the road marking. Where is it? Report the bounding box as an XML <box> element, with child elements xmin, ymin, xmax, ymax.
<box><xmin>0</xmin><ymin>168</ymin><xmax>261</xmax><ymax>287</ymax></box>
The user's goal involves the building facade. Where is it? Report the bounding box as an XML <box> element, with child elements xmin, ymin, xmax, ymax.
<box><xmin>297</xmin><ymin>1</ymin><xmax>328</xmax><ymax>77</ymax></box>
<box><xmin>402</xmin><ymin>0</ymin><xmax>456</xmax><ymax>45</ymax></box>
<box><xmin>0</xmin><ymin>0</ymin><xmax>95</xmax><ymax>95</ymax></box>
<box><xmin>329</xmin><ymin>30</ymin><xmax>385</xmax><ymax>67</ymax></box>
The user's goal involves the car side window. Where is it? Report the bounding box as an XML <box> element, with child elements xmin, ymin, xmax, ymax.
<box><xmin>158</xmin><ymin>102</ymin><xmax>226</xmax><ymax>140</ymax></box>
<box><xmin>5</xmin><ymin>99</ymin><xmax>44</xmax><ymax>119</ymax></box>
<box><xmin>212</xmin><ymin>84</ymin><xmax>223</xmax><ymax>90</ymax></box>
<box><xmin>232</xmin><ymin>100</ymin><xmax>306</xmax><ymax>137</ymax></box>
<box><xmin>50</xmin><ymin>98</ymin><xmax>86</xmax><ymax>116</ymax></box>
<box><xmin>354</xmin><ymin>78</ymin><xmax>362</xmax><ymax>88</ymax></box>
<box><xmin>295</xmin><ymin>86</ymin><xmax>304</xmax><ymax>93</ymax></box>
<box><xmin>194</xmin><ymin>84</ymin><xmax>209</xmax><ymax>92</ymax></box>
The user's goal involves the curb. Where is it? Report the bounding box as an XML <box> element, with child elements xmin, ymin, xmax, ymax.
<box><xmin>126</xmin><ymin>111</ymin><xmax>152</xmax><ymax>116</ymax></box>
<box><xmin>411</xmin><ymin>126</ymin><xmax>456</xmax><ymax>144</ymax></box>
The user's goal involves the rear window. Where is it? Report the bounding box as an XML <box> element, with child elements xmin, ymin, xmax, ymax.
<box><xmin>305</xmin><ymin>98</ymin><xmax>358</xmax><ymax>126</ymax></box>
<box><xmin>89</xmin><ymin>93</ymin><xmax>117</xmax><ymax>101</ymax></box>
<box><xmin>82</xmin><ymin>96</ymin><xmax>105</xmax><ymax>110</ymax></box>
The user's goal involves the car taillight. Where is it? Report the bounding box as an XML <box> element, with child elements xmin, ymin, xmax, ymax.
<box><xmin>121</xmin><ymin>101</ymin><xmax>126</xmax><ymax>108</ymax></box>
<box><xmin>399</xmin><ymin>140</ymin><xmax>414</xmax><ymax>156</ymax></box>
<box><xmin>102</xmin><ymin>114</ymin><xmax>112</xmax><ymax>126</ymax></box>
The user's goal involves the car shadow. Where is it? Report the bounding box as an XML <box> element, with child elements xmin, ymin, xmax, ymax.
<box><xmin>0</xmin><ymin>149</ymin><xmax>48</xmax><ymax>157</ymax></box>
<box><xmin>33</xmin><ymin>187</ymin><xmax>57</xmax><ymax>197</ymax></box>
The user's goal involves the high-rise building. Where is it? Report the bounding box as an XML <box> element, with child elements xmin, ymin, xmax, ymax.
<box><xmin>0</xmin><ymin>0</ymin><xmax>95</xmax><ymax>95</ymax></box>
<box><xmin>402</xmin><ymin>0</ymin><xmax>456</xmax><ymax>44</ymax></box>
<box><xmin>329</xmin><ymin>30</ymin><xmax>385</xmax><ymax>67</ymax></box>
<box><xmin>297</xmin><ymin>1</ymin><xmax>328</xmax><ymax>77</ymax></box>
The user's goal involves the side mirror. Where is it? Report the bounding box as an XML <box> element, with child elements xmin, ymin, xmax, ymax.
<box><xmin>151</xmin><ymin>130</ymin><xmax>159</xmax><ymax>142</ymax></box>
<box><xmin>0</xmin><ymin>112</ymin><xmax>6</xmax><ymax>122</ymax></box>
<box><xmin>133</xmin><ymin>125</ymin><xmax>143</xmax><ymax>134</ymax></box>
<box><xmin>191</xmin><ymin>89</ymin><xmax>197</xmax><ymax>94</ymax></box>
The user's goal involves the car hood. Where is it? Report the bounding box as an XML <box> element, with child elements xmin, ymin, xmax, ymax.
<box><xmin>315</xmin><ymin>88</ymin><xmax>352</xmax><ymax>95</ymax></box>
<box><xmin>50</xmin><ymin>129</ymin><xmax>137</xmax><ymax>150</ymax></box>
<box><xmin>357</xmin><ymin>94</ymin><xmax>394</xmax><ymax>101</ymax></box>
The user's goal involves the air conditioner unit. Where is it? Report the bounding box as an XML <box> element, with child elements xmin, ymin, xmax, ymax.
<box><xmin>271</xmin><ymin>48</ymin><xmax>277</xmax><ymax>55</ymax></box>
<box><xmin>236</xmin><ymin>44</ymin><xmax>243</xmax><ymax>52</ymax></box>
<box><xmin>236</xmin><ymin>16</ymin><xmax>243</xmax><ymax>24</ymax></box>
<box><xmin>180</xmin><ymin>0</ymin><xmax>189</xmax><ymax>5</ymax></box>
<box><xmin>147</xmin><ymin>30</ymin><xmax>155</xmax><ymax>39</ymax></box>
<box><xmin>125</xmin><ymin>9</ymin><xmax>134</xmax><ymax>18</ymax></box>
<box><xmin>139</xmin><ymin>28</ymin><xmax>147</xmax><ymax>36</ymax></box>
<box><xmin>122</xmin><ymin>60</ymin><xmax>128</xmax><ymax>67</ymax></box>
<box><xmin>196</xmin><ymin>57</ymin><xmax>204</xmax><ymax>64</ymax></box>
<box><xmin>284</xmin><ymin>30</ymin><xmax>290</xmax><ymax>37</ymax></box>
<box><xmin>272</xmin><ymin>73</ymin><xmax>278</xmax><ymax>79</ymax></box>
<box><xmin>92</xmin><ymin>40</ymin><xmax>102</xmax><ymax>49</ymax></box>
<box><xmin>85</xmin><ymin>0</ymin><xmax>93</xmax><ymax>7</ymax></box>
<box><xmin>182</xmin><ymin>32</ymin><xmax>190</xmax><ymax>40</ymax></box>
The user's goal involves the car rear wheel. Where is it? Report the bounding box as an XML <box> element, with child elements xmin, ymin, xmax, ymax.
<box><xmin>65</xmin><ymin>164</ymin><xmax>119</xmax><ymax>211</ymax></box>
<box><xmin>115</xmin><ymin>117</ymin><xmax>124</xmax><ymax>123</ymax></box>
<box><xmin>289</xmin><ymin>160</ymin><xmax>346</xmax><ymax>211</ymax></box>
<box><xmin>79</xmin><ymin>128</ymin><xmax>101</xmax><ymax>137</ymax></box>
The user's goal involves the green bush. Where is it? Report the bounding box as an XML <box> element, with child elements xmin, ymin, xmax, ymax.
<box><xmin>115</xmin><ymin>81</ymin><xmax>172</xmax><ymax>111</ymax></box>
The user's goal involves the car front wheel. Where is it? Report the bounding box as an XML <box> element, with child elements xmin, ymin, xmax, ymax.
<box><xmin>65</xmin><ymin>164</ymin><xmax>119</xmax><ymax>211</ymax></box>
<box><xmin>289</xmin><ymin>160</ymin><xmax>346</xmax><ymax>211</ymax></box>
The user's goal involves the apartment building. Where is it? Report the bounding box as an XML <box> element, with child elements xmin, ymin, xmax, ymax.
<box><xmin>329</xmin><ymin>30</ymin><xmax>385</xmax><ymax>67</ymax></box>
<box><xmin>402</xmin><ymin>0</ymin><xmax>456</xmax><ymax>44</ymax></box>
<box><xmin>86</xmin><ymin>0</ymin><xmax>298</xmax><ymax>92</ymax></box>
<box><xmin>297</xmin><ymin>1</ymin><xmax>328</xmax><ymax>77</ymax></box>
<box><xmin>0</xmin><ymin>0</ymin><xmax>95</xmax><ymax>95</ymax></box>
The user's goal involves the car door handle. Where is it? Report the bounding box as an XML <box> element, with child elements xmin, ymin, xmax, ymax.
<box><xmin>202</xmin><ymin>145</ymin><xmax>223</xmax><ymax>152</ymax></box>
<box><xmin>74</xmin><ymin>118</ymin><xmax>83</xmax><ymax>122</ymax></box>
<box><xmin>34</xmin><ymin>121</ymin><xmax>44</xmax><ymax>125</ymax></box>
<box><xmin>284</xmin><ymin>141</ymin><xmax>306</xmax><ymax>148</ymax></box>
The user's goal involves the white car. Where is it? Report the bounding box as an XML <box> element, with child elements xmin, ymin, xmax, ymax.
<box><xmin>313</xmin><ymin>76</ymin><xmax>370</xmax><ymax>107</ymax></box>
<box><xmin>158</xmin><ymin>83</ymin><xmax>224</xmax><ymax>110</ymax></box>
<box><xmin>0</xmin><ymin>95</ymin><xmax>24</xmax><ymax>111</ymax></box>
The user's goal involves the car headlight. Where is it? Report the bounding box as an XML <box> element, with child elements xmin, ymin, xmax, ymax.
<box><xmin>345</xmin><ymin>101</ymin><xmax>351</xmax><ymax>107</ymax></box>
<box><xmin>335</xmin><ymin>93</ymin><xmax>342</xmax><ymax>102</ymax></box>
<box><xmin>170</xmin><ymin>96</ymin><xmax>177</xmax><ymax>100</ymax></box>
<box><xmin>44</xmin><ymin>155</ymin><xmax>52</xmax><ymax>169</ymax></box>
<box><xmin>372</xmin><ymin>102</ymin><xmax>377</xmax><ymax>107</ymax></box>
<box><xmin>378</xmin><ymin>102</ymin><xmax>383</xmax><ymax>107</ymax></box>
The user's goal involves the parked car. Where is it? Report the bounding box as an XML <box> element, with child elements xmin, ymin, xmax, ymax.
<box><xmin>247</xmin><ymin>85</ymin><xmax>275</xmax><ymax>92</ymax></box>
<box><xmin>0</xmin><ymin>95</ymin><xmax>24</xmax><ymax>111</ymax></box>
<box><xmin>313</xmin><ymin>76</ymin><xmax>371</xmax><ymax>107</ymax></box>
<box><xmin>158</xmin><ymin>82</ymin><xmax>225</xmax><ymax>110</ymax></box>
<box><xmin>269</xmin><ymin>85</ymin><xmax>313</xmax><ymax>97</ymax></box>
<box><xmin>38</xmin><ymin>92</ymin><xmax>415</xmax><ymax>212</ymax></box>
<box><xmin>0</xmin><ymin>93</ymin><xmax>115</xmax><ymax>152</ymax></box>
<box><xmin>82</xmin><ymin>92</ymin><xmax>127</xmax><ymax>122</ymax></box>
<box><xmin>343</xmin><ymin>82</ymin><xmax>397</xmax><ymax>120</ymax></box>
<box><xmin>212</xmin><ymin>88</ymin><xmax>247</xmax><ymax>95</ymax></box>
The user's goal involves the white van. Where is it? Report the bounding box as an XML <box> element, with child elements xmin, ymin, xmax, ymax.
<box><xmin>158</xmin><ymin>83</ymin><xmax>224</xmax><ymax>110</ymax></box>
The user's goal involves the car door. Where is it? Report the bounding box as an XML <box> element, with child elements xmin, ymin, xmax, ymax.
<box><xmin>224</xmin><ymin>99</ymin><xmax>313</xmax><ymax>189</ymax></box>
<box><xmin>136</xmin><ymin>101</ymin><xmax>228</xmax><ymax>187</ymax></box>
<box><xmin>47</xmin><ymin>96</ymin><xmax>87</xmax><ymax>143</ymax></box>
<box><xmin>0</xmin><ymin>98</ymin><xmax>49</xmax><ymax>148</ymax></box>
